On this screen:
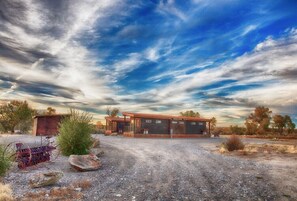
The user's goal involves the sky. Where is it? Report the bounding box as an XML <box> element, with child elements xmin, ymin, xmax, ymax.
<box><xmin>0</xmin><ymin>0</ymin><xmax>297</xmax><ymax>126</ymax></box>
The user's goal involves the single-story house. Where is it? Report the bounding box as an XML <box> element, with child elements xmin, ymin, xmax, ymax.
<box><xmin>105</xmin><ymin>116</ymin><xmax>131</xmax><ymax>135</ymax></box>
<box><xmin>122</xmin><ymin>112</ymin><xmax>211</xmax><ymax>138</ymax></box>
<box><xmin>32</xmin><ymin>114</ymin><xmax>70</xmax><ymax>136</ymax></box>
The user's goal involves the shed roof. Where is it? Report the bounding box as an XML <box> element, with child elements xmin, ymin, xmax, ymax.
<box><xmin>122</xmin><ymin>112</ymin><xmax>210</xmax><ymax>122</ymax></box>
<box><xmin>105</xmin><ymin>116</ymin><xmax>131</xmax><ymax>122</ymax></box>
<box><xmin>33</xmin><ymin>114</ymin><xmax>70</xmax><ymax>119</ymax></box>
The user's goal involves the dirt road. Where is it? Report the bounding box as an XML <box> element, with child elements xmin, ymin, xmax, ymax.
<box><xmin>90</xmin><ymin>136</ymin><xmax>278</xmax><ymax>200</ymax></box>
<box><xmin>2</xmin><ymin>135</ymin><xmax>290</xmax><ymax>200</ymax></box>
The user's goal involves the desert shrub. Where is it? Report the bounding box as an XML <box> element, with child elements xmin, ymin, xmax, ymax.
<box><xmin>230</xmin><ymin>125</ymin><xmax>246</xmax><ymax>135</ymax></box>
<box><xmin>24</xmin><ymin>187</ymin><xmax>83</xmax><ymax>201</ymax></box>
<box><xmin>57</xmin><ymin>109</ymin><xmax>93</xmax><ymax>156</ymax></box>
<box><xmin>0</xmin><ymin>144</ymin><xmax>12</xmax><ymax>176</ymax></box>
<box><xmin>72</xmin><ymin>179</ymin><xmax>92</xmax><ymax>190</ymax></box>
<box><xmin>224</xmin><ymin>135</ymin><xmax>245</xmax><ymax>151</ymax></box>
<box><xmin>0</xmin><ymin>183</ymin><xmax>13</xmax><ymax>201</ymax></box>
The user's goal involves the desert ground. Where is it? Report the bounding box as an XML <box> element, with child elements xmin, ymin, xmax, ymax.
<box><xmin>1</xmin><ymin>134</ymin><xmax>297</xmax><ymax>201</ymax></box>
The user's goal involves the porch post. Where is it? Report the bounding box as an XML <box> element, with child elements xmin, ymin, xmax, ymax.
<box><xmin>208</xmin><ymin>121</ymin><xmax>211</xmax><ymax>135</ymax></box>
<box><xmin>133</xmin><ymin>117</ymin><xmax>135</xmax><ymax>134</ymax></box>
<box><xmin>124</xmin><ymin>115</ymin><xmax>126</xmax><ymax>132</ymax></box>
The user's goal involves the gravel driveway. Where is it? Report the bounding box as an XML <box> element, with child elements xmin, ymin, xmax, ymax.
<box><xmin>2</xmin><ymin>135</ymin><xmax>284</xmax><ymax>200</ymax></box>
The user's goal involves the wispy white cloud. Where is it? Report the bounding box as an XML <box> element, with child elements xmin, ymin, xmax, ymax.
<box><xmin>157</xmin><ymin>0</ymin><xmax>187</xmax><ymax>21</ymax></box>
<box><xmin>241</xmin><ymin>24</ymin><xmax>258</xmax><ymax>36</ymax></box>
<box><xmin>113</xmin><ymin>53</ymin><xmax>143</xmax><ymax>76</ymax></box>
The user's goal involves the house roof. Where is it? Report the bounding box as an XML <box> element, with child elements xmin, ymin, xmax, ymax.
<box><xmin>105</xmin><ymin>116</ymin><xmax>131</xmax><ymax>122</ymax></box>
<box><xmin>122</xmin><ymin>112</ymin><xmax>211</xmax><ymax>122</ymax></box>
<box><xmin>33</xmin><ymin>114</ymin><xmax>70</xmax><ymax>118</ymax></box>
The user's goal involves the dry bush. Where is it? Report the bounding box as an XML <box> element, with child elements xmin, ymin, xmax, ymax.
<box><xmin>71</xmin><ymin>179</ymin><xmax>92</xmax><ymax>190</ymax></box>
<box><xmin>240</xmin><ymin>144</ymin><xmax>297</xmax><ymax>155</ymax></box>
<box><xmin>24</xmin><ymin>191</ymin><xmax>46</xmax><ymax>200</ymax></box>
<box><xmin>49</xmin><ymin>187</ymin><xmax>83</xmax><ymax>199</ymax></box>
<box><xmin>22</xmin><ymin>187</ymin><xmax>83</xmax><ymax>201</ymax></box>
<box><xmin>0</xmin><ymin>183</ymin><xmax>13</xmax><ymax>201</ymax></box>
<box><xmin>224</xmin><ymin>135</ymin><xmax>245</xmax><ymax>151</ymax></box>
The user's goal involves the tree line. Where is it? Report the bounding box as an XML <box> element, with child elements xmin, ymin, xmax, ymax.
<box><xmin>231</xmin><ymin>106</ymin><xmax>295</xmax><ymax>135</ymax></box>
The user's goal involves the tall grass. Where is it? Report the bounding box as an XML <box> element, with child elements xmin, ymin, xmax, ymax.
<box><xmin>57</xmin><ymin>109</ymin><xmax>93</xmax><ymax>156</ymax></box>
<box><xmin>0</xmin><ymin>144</ymin><xmax>12</xmax><ymax>176</ymax></box>
<box><xmin>0</xmin><ymin>183</ymin><xmax>13</xmax><ymax>201</ymax></box>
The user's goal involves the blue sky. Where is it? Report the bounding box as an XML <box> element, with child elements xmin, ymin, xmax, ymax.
<box><xmin>0</xmin><ymin>0</ymin><xmax>296</xmax><ymax>125</ymax></box>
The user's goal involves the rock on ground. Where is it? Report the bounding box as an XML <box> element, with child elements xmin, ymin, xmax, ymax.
<box><xmin>29</xmin><ymin>171</ymin><xmax>63</xmax><ymax>188</ymax></box>
<box><xmin>68</xmin><ymin>155</ymin><xmax>101</xmax><ymax>172</ymax></box>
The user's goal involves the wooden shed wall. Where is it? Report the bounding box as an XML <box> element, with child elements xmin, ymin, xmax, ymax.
<box><xmin>33</xmin><ymin>116</ymin><xmax>64</xmax><ymax>136</ymax></box>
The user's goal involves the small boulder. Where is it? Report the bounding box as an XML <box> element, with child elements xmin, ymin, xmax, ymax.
<box><xmin>69</xmin><ymin>155</ymin><xmax>101</xmax><ymax>172</ymax></box>
<box><xmin>29</xmin><ymin>171</ymin><xmax>63</xmax><ymax>188</ymax></box>
<box><xmin>105</xmin><ymin>130</ymin><xmax>112</xmax><ymax>135</ymax></box>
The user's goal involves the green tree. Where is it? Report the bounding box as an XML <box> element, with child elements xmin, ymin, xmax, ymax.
<box><xmin>284</xmin><ymin>115</ymin><xmax>296</xmax><ymax>134</ymax></box>
<box><xmin>210</xmin><ymin>117</ymin><xmax>217</xmax><ymax>131</ymax></box>
<box><xmin>111</xmin><ymin>108</ymin><xmax>119</xmax><ymax>117</ymax></box>
<box><xmin>272</xmin><ymin>114</ymin><xmax>286</xmax><ymax>134</ymax></box>
<box><xmin>245</xmin><ymin>106</ymin><xmax>272</xmax><ymax>134</ymax></box>
<box><xmin>245</xmin><ymin>118</ymin><xmax>258</xmax><ymax>135</ymax></box>
<box><xmin>179</xmin><ymin>110</ymin><xmax>200</xmax><ymax>117</ymax></box>
<box><xmin>57</xmin><ymin>109</ymin><xmax>93</xmax><ymax>156</ymax></box>
<box><xmin>45</xmin><ymin>107</ymin><xmax>56</xmax><ymax>115</ymax></box>
<box><xmin>0</xmin><ymin>100</ymin><xmax>35</xmax><ymax>133</ymax></box>
<box><xmin>230</xmin><ymin>125</ymin><xmax>246</xmax><ymax>135</ymax></box>
<box><xmin>106</xmin><ymin>107</ymin><xmax>120</xmax><ymax>117</ymax></box>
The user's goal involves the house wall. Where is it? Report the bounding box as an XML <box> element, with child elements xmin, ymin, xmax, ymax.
<box><xmin>171</xmin><ymin>120</ymin><xmax>185</xmax><ymax>134</ymax></box>
<box><xmin>140</xmin><ymin>118</ymin><xmax>170</xmax><ymax>134</ymax></box>
<box><xmin>117</xmin><ymin>122</ymin><xmax>130</xmax><ymax>133</ymax></box>
<box><xmin>185</xmin><ymin>121</ymin><xmax>206</xmax><ymax>134</ymax></box>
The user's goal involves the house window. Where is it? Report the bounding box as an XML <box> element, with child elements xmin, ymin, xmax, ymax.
<box><xmin>156</xmin><ymin>120</ymin><xmax>162</xmax><ymax>124</ymax></box>
<box><xmin>199</xmin><ymin>122</ymin><xmax>203</xmax><ymax>126</ymax></box>
<box><xmin>172</xmin><ymin>121</ymin><xmax>177</xmax><ymax>124</ymax></box>
<box><xmin>191</xmin><ymin>122</ymin><xmax>196</xmax><ymax>125</ymax></box>
<box><xmin>145</xmin><ymin>119</ymin><xmax>152</xmax><ymax>123</ymax></box>
<box><xmin>179</xmin><ymin>121</ymin><xmax>184</xmax><ymax>124</ymax></box>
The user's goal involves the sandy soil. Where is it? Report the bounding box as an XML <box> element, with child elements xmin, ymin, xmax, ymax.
<box><xmin>1</xmin><ymin>135</ymin><xmax>296</xmax><ymax>200</ymax></box>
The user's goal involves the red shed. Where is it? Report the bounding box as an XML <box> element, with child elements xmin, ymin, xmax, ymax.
<box><xmin>32</xmin><ymin>114</ymin><xmax>70</xmax><ymax>136</ymax></box>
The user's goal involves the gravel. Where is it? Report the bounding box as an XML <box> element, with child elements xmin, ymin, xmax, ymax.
<box><xmin>1</xmin><ymin>135</ymin><xmax>286</xmax><ymax>200</ymax></box>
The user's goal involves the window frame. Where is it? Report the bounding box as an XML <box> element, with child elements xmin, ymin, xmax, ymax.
<box><xmin>145</xmin><ymin>119</ymin><xmax>152</xmax><ymax>123</ymax></box>
<box><xmin>155</xmin><ymin>120</ymin><xmax>162</xmax><ymax>124</ymax></box>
